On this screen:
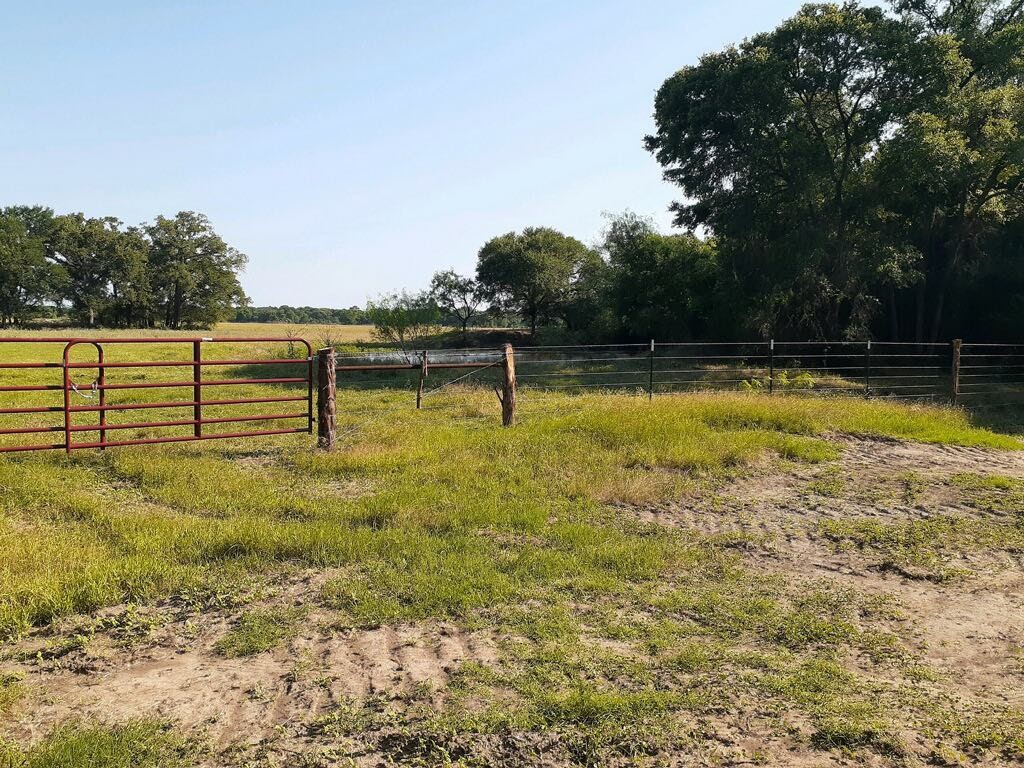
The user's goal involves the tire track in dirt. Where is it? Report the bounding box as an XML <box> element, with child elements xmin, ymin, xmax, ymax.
<box><xmin>4</xmin><ymin>616</ymin><xmax>497</xmax><ymax>750</ymax></box>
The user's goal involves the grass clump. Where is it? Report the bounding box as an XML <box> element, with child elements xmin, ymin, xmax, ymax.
<box><xmin>0</xmin><ymin>671</ymin><xmax>24</xmax><ymax>714</ymax></box>
<box><xmin>819</xmin><ymin>515</ymin><xmax>1024</xmax><ymax>580</ymax></box>
<box><xmin>950</xmin><ymin>473</ymin><xmax>1024</xmax><ymax>514</ymax></box>
<box><xmin>806</xmin><ymin>466</ymin><xmax>846</xmax><ymax>498</ymax></box>
<box><xmin>214</xmin><ymin>606</ymin><xmax>304</xmax><ymax>657</ymax></box>
<box><xmin>0</xmin><ymin>721</ymin><xmax>190</xmax><ymax>768</ymax></box>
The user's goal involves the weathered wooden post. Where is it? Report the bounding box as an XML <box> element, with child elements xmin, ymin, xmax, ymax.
<box><xmin>950</xmin><ymin>338</ymin><xmax>962</xmax><ymax>405</ymax></box>
<box><xmin>768</xmin><ymin>339</ymin><xmax>775</xmax><ymax>394</ymax></box>
<box><xmin>416</xmin><ymin>350</ymin><xmax>428</xmax><ymax>409</ymax></box>
<box><xmin>500</xmin><ymin>343</ymin><xmax>516</xmax><ymax>427</ymax></box>
<box><xmin>317</xmin><ymin>347</ymin><xmax>336</xmax><ymax>450</ymax></box>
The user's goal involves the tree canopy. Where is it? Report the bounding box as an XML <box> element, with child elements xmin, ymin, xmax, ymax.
<box><xmin>476</xmin><ymin>227</ymin><xmax>596</xmax><ymax>336</ymax></box>
<box><xmin>0</xmin><ymin>207</ymin><xmax>248</xmax><ymax>328</ymax></box>
<box><xmin>429</xmin><ymin>270</ymin><xmax>484</xmax><ymax>336</ymax></box>
<box><xmin>646</xmin><ymin>0</ymin><xmax>1023</xmax><ymax>341</ymax></box>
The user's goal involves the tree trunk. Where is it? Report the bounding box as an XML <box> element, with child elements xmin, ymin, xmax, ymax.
<box><xmin>172</xmin><ymin>282</ymin><xmax>184</xmax><ymax>329</ymax></box>
<box><xmin>889</xmin><ymin>288</ymin><xmax>899</xmax><ymax>342</ymax></box>
<box><xmin>914</xmin><ymin>281</ymin><xmax>926</xmax><ymax>345</ymax></box>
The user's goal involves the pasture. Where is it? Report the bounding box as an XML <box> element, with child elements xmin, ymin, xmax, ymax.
<box><xmin>1</xmin><ymin>325</ymin><xmax>1023</xmax><ymax>767</ymax></box>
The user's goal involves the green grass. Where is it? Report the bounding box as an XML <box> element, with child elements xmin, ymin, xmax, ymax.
<box><xmin>951</xmin><ymin>472</ymin><xmax>1024</xmax><ymax>514</ymax></box>
<box><xmin>214</xmin><ymin>606</ymin><xmax>304</xmax><ymax>657</ymax></box>
<box><xmin>819</xmin><ymin>514</ymin><xmax>1024</xmax><ymax>580</ymax></box>
<box><xmin>0</xmin><ymin>721</ymin><xmax>190</xmax><ymax>768</ymax></box>
<box><xmin>0</xmin><ymin>671</ymin><xmax>24</xmax><ymax>715</ymax></box>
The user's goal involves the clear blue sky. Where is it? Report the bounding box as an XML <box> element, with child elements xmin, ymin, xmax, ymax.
<box><xmin>4</xmin><ymin>1</ymin><xmax>808</xmax><ymax>307</ymax></box>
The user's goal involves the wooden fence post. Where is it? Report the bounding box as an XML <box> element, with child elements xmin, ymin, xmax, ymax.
<box><xmin>416</xmin><ymin>350</ymin><xmax>428</xmax><ymax>409</ymax></box>
<box><xmin>500</xmin><ymin>343</ymin><xmax>516</xmax><ymax>427</ymax></box>
<box><xmin>317</xmin><ymin>347</ymin><xmax>336</xmax><ymax>450</ymax></box>
<box><xmin>950</xmin><ymin>339</ymin><xmax>962</xmax><ymax>405</ymax></box>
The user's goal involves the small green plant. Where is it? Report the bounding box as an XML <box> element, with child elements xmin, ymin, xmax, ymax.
<box><xmin>214</xmin><ymin>607</ymin><xmax>305</xmax><ymax>657</ymax></box>
<box><xmin>806</xmin><ymin>466</ymin><xmax>845</xmax><ymax>498</ymax></box>
<box><xmin>0</xmin><ymin>671</ymin><xmax>24</xmax><ymax>714</ymax></box>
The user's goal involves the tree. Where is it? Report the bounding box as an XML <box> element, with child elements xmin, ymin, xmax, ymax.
<box><xmin>93</xmin><ymin>225</ymin><xmax>154</xmax><ymax>327</ymax></box>
<box><xmin>599</xmin><ymin>212</ymin><xmax>722</xmax><ymax>341</ymax></box>
<box><xmin>366</xmin><ymin>291</ymin><xmax>442</xmax><ymax>356</ymax></box>
<box><xmin>0</xmin><ymin>212</ymin><xmax>58</xmax><ymax>327</ymax></box>
<box><xmin>877</xmin><ymin>0</ymin><xmax>1024</xmax><ymax>341</ymax></box>
<box><xmin>475</xmin><ymin>227</ymin><xmax>595</xmax><ymax>335</ymax></box>
<box><xmin>46</xmin><ymin>214</ymin><xmax>120</xmax><ymax>326</ymax></box>
<box><xmin>146</xmin><ymin>212</ymin><xmax>248</xmax><ymax>329</ymax></box>
<box><xmin>645</xmin><ymin>2</ymin><xmax>961</xmax><ymax>338</ymax></box>
<box><xmin>429</xmin><ymin>270</ymin><xmax>483</xmax><ymax>336</ymax></box>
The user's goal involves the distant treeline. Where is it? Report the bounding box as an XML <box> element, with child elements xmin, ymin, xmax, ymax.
<box><xmin>233</xmin><ymin>305</ymin><xmax>370</xmax><ymax>324</ymax></box>
<box><xmin>0</xmin><ymin>206</ymin><xmax>246</xmax><ymax>329</ymax></box>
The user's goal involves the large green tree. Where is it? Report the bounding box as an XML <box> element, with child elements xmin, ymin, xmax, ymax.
<box><xmin>146</xmin><ymin>212</ymin><xmax>248</xmax><ymax>329</ymax></box>
<box><xmin>878</xmin><ymin>0</ymin><xmax>1024</xmax><ymax>341</ymax></box>
<box><xmin>476</xmin><ymin>227</ymin><xmax>596</xmax><ymax>335</ymax></box>
<box><xmin>0</xmin><ymin>211</ymin><xmax>58</xmax><ymax>327</ymax></box>
<box><xmin>646</xmin><ymin>2</ymin><xmax>966</xmax><ymax>339</ymax></box>
<box><xmin>599</xmin><ymin>212</ymin><xmax>722</xmax><ymax>341</ymax></box>
<box><xmin>47</xmin><ymin>214</ymin><xmax>153</xmax><ymax>327</ymax></box>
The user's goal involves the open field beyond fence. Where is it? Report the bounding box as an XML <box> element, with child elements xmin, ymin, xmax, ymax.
<box><xmin>1</xmin><ymin>326</ymin><xmax>1023</xmax><ymax>767</ymax></box>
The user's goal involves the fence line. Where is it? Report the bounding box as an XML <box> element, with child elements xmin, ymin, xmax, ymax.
<box><xmin>2</xmin><ymin>337</ymin><xmax>1021</xmax><ymax>453</ymax></box>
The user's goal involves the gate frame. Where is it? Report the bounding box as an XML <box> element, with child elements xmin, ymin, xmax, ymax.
<box><xmin>0</xmin><ymin>336</ymin><xmax>313</xmax><ymax>453</ymax></box>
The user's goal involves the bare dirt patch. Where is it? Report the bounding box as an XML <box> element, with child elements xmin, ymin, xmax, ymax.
<box><xmin>1</xmin><ymin>592</ymin><xmax>496</xmax><ymax>761</ymax></box>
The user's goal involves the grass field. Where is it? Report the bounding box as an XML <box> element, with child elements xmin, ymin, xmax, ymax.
<box><xmin>1</xmin><ymin>325</ymin><xmax>1023</xmax><ymax>767</ymax></box>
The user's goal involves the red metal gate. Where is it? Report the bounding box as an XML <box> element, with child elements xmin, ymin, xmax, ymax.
<box><xmin>1</xmin><ymin>336</ymin><xmax>313</xmax><ymax>453</ymax></box>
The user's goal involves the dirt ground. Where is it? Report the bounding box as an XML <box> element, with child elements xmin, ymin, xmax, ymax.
<box><xmin>629</xmin><ymin>436</ymin><xmax>1024</xmax><ymax>762</ymax></box>
<box><xmin>3</xmin><ymin>435</ymin><xmax>1023</xmax><ymax>766</ymax></box>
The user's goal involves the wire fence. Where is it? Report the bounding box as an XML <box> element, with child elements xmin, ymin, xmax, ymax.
<box><xmin>958</xmin><ymin>343</ymin><xmax>1024</xmax><ymax>410</ymax></box>
<box><xmin>323</xmin><ymin>339</ymin><xmax>1023</xmax><ymax>409</ymax></box>
<box><xmin>514</xmin><ymin>341</ymin><xmax>951</xmax><ymax>399</ymax></box>
<box><xmin>2</xmin><ymin>338</ymin><xmax>1021</xmax><ymax>452</ymax></box>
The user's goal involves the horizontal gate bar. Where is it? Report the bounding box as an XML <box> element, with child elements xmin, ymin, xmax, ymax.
<box><xmin>68</xmin><ymin>426</ymin><xmax>308</xmax><ymax>451</ymax></box>
<box><xmin>336</xmin><ymin>362</ymin><xmax>496</xmax><ymax>372</ymax></box>
<box><xmin>73</xmin><ymin>377</ymin><xmax>307</xmax><ymax>390</ymax></box>
<box><xmin>0</xmin><ymin>442</ymin><xmax>66</xmax><ymax>453</ymax></box>
<box><xmin>64</xmin><ymin>358</ymin><xmax>306</xmax><ymax>369</ymax></box>
<box><xmin>67</xmin><ymin>412</ymin><xmax>306</xmax><ymax>432</ymax></box>
<box><xmin>68</xmin><ymin>395</ymin><xmax>309</xmax><ymax>413</ymax></box>
<box><xmin>0</xmin><ymin>425</ymin><xmax>64</xmax><ymax>435</ymax></box>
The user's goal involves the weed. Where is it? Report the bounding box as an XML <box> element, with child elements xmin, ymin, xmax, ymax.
<box><xmin>215</xmin><ymin>606</ymin><xmax>305</xmax><ymax>657</ymax></box>
<box><xmin>0</xmin><ymin>671</ymin><xmax>24</xmax><ymax>714</ymax></box>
